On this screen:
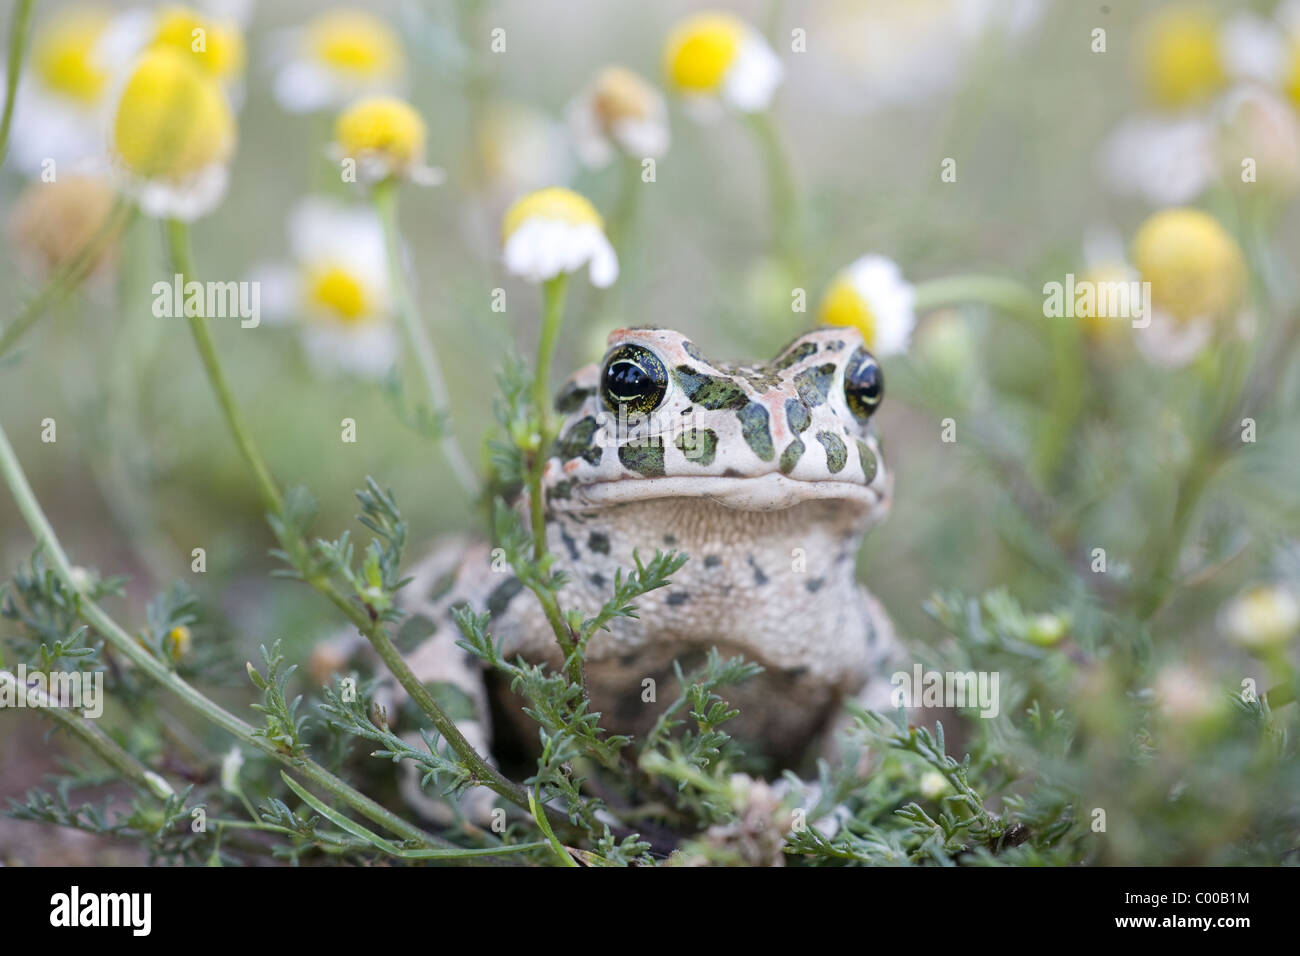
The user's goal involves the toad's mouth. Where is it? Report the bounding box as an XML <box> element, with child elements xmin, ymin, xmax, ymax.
<box><xmin>556</xmin><ymin>473</ymin><xmax>886</xmax><ymax>513</ymax></box>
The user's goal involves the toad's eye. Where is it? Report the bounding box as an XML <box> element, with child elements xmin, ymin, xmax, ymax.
<box><xmin>601</xmin><ymin>344</ymin><xmax>668</xmax><ymax>415</ymax></box>
<box><xmin>844</xmin><ymin>347</ymin><xmax>884</xmax><ymax>420</ymax></box>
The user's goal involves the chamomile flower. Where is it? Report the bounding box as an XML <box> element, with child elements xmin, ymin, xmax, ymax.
<box><xmin>1138</xmin><ymin>6</ymin><xmax>1227</xmax><ymax>109</ymax></box>
<box><xmin>1099</xmin><ymin>115</ymin><xmax>1216</xmax><ymax>206</ymax></box>
<box><xmin>501</xmin><ymin>187</ymin><xmax>618</xmax><ymax>287</ymax></box>
<box><xmin>271</xmin><ymin>8</ymin><xmax>405</xmax><ymax>114</ymax></box>
<box><xmin>253</xmin><ymin>198</ymin><xmax>397</xmax><ymax>378</ymax></box>
<box><xmin>817</xmin><ymin>256</ymin><xmax>916</xmax><ymax>357</ymax></box>
<box><xmin>109</xmin><ymin>48</ymin><xmax>236</xmax><ymax>220</ymax></box>
<box><xmin>662</xmin><ymin>11</ymin><xmax>783</xmax><ymax>117</ymax></box>
<box><xmin>1131</xmin><ymin>207</ymin><xmax>1246</xmax><ymax>367</ymax></box>
<box><xmin>330</xmin><ymin>95</ymin><xmax>443</xmax><ymax>185</ymax></box>
<box><xmin>566</xmin><ymin>66</ymin><xmax>670</xmax><ymax>168</ymax></box>
<box><xmin>3</xmin><ymin>4</ymin><xmax>116</xmax><ymax>174</ymax></box>
<box><xmin>99</xmin><ymin>4</ymin><xmax>246</xmax><ymax>95</ymax></box>
<box><xmin>1221</xmin><ymin>585</ymin><xmax>1300</xmax><ymax>651</ymax></box>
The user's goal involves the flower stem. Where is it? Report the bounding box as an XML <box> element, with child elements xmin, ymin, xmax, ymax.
<box><xmin>0</xmin><ymin>419</ymin><xmax>452</xmax><ymax>850</ymax></box>
<box><xmin>745</xmin><ymin>110</ymin><xmax>802</xmax><ymax>278</ymax></box>
<box><xmin>525</xmin><ymin>277</ymin><xmax>585</xmax><ymax>689</ymax></box>
<box><xmin>912</xmin><ymin>274</ymin><xmax>1042</xmax><ymax>320</ymax></box>
<box><xmin>165</xmin><ymin>218</ymin><xmax>284</xmax><ymax>515</ymax></box>
<box><xmin>0</xmin><ymin>200</ymin><xmax>135</xmax><ymax>358</ymax></box>
<box><xmin>162</xmin><ymin>217</ymin><xmax>541</xmax><ymax>819</ymax></box>
<box><xmin>0</xmin><ymin>0</ymin><xmax>34</xmax><ymax>166</ymax></box>
<box><xmin>372</xmin><ymin>178</ymin><xmax>481</xmax><ymax>500</ymax></box>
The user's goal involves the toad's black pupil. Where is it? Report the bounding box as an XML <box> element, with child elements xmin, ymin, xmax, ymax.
<box><xmin>607</xmin><ymin>361</ymin><xmax>648</xmax><ymax>395</ymax></box>
<box><xmin>850</xmin><ymin>364</ymin><xmax>882</xmax><ymax>401</ymax></box>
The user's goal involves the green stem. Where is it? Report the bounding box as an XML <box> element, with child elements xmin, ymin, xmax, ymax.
<box><xmin>745</xmin><ymin>111</ymin><xmax>801</xmax><ymax>278</ymax></box>
<box><xmin>0</xmin><ymin>669</ymin><xmax>174</xmax><ymax>800</ymax></box>
<box><xmin>372</xmin><ymin>178</ymin><xmax>481</xmax><ymax>500</ymax></box>
<box><xmin>526</xmin><ymin>276</ymin><xmax>584</xmax><ymax>690</ymax></box>
<box><xmin>165</xmin><ymin>218</ymin><xmax>284</xmax><ymax>514</ymax></box>
<box><xmin>162</xmin><ymin>218</ymin><xmax>542</xmax><ymax>819</ymax></box>
<box><xmin>912</xmin><ymin>274</ymin><xmax>1042</xmax><ymax>320</ymax></box>
<box><xmin>0</xmin><ymin>420</ymin><xmax>449</xmax><ymax>850</ymax></box>
<box><xmin>0</xmin><ymin>0</ymin><xmax>34</xmax><ymax>166</ymax></box>
<box><xmin>0</xmin><ymin>200</ymin><xmax>135</xmax><ymax>357</ymax></box>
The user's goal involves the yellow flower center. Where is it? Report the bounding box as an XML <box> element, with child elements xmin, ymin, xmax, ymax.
<box><xmin>306</xmin><ymin>265</ymin><xmax>371</xmax><ymax>323</ymax></box>
<box><xmin>1286</xmin><ymin>40</ymin><xmax>1300</xmax><ymax>111</ymax></box>
<box><xmin>150</xmin><ymin>6</ymin><xmax>246</xmax><ymax>83</ymax></box>
<box><xmin>501</xmin><ymin>187</ymin><xmax>604</xmax><ymax>243</ymax></box>
<box><xmin>819</xmin><ymin>277</ymin><xmax>877</xmax><ymax>349</ymax></box>
<box><xmin>591</xmin><ymin>66</ymin><xmax>656</xmax><ymax>126</ymax></box>
<box><xmin>113</xmin><ymin>49</ymin><xmax>236</xmax><ymax>180</ymax></box>
<box><xmin>334</xmin><ymin>96</ymin><xmax>426</xmax><ymax>166</ymax></box>
<box><xmin>1132</xmin><ymin>208</ymin><xmax>1245</xmax><ymax>322</ymax></box>
<box><xmin>31</xmin><ymin>7</ymin><xmax>110</xmax><ymax>105</ymax></box>
<box><xmin>308</xmin><ymin>9</ymin><xmax>403</xmax><ymax>76</ymax></box>
<box><xmin>664</xmin><ymin>12</ymin><xmax>744</xmax><ymax>93</ymax></box>
<box><xmin>1138</xmin><ymin>8</ymin><xmax>1225</xmax><ymax>108</ymax></box>
<box><xmin>165</xmin><ymin>625</ymin><xmax>192</xmax><ymax>661</ymax></box>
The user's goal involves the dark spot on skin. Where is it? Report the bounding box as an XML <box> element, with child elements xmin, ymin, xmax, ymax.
<box><xmin>703</xmin><ymin>555</ymin><xmax>722</xmax><ymax>569</ymax></box>
<box><xmin>590</xmin><ymin>572</ymin><xmax>607</xmax><ymax>589</ymax></box>
<box><xmin>747</xmin><ymin>555</ymin><xmax>768</xmax><ymax>586</ymax></box>
<box><xmin>554</xmin><ymin>380</ymin><xmax>594</xmax><ymax>413</ymax></box>
<box><xmin>675</xmin><ymin>427</ymin><xmax>718</xmax><ymax>466</ymax></box>
<box><xmin>673</xmin><ymin>365</ymin><xmax>748</xmax><ymax>410</ymax></box>
<box><xmin>587</xmin><ymin>531</ymin><xmax>610</xmax><ymax>554</ymax></box>
<box><xmin>856</xmin><ymin>440</ymin><xmax>878</xmax><ymax>483</ymax></box>
<box><xmin>619</xmin><ymin>654</ymin><xmax>638</xmax><ymax>667</ymax></box>
<box><xmin>737</xmin><ymin>402</ymin><xmax>774</xmax><ymax>461</ymax></box>
<box><xmin>773</xmin><ymin>340</ymin><xmax>817</xmax><ymax>370</ymax></box>
<box><xmin>427</xmin><ymin>571</ymin><xmax>456</xmax><ymax>602</ymax></box>
<box><xmin>618</xmin><ymin>437</ymin><xmax>665</xmax><ymax>476</ymax></box>
<box><xmin>785</xmin><ymin>398</ymin><xmax>811</xmax><ymax>434</ymax></box>
<box><xmin>486</xmin><ymin>576</ymin><xmax>523</xmax><ymax>616</ymax></box>
<box><xmin>817</xmin><ymin>431</ymin><xmax>847</xmax><ymax>474</ymax></box>
<box><xmin>548</xmin><ymin>479</ymin><xmax>573</xmax><ymax>501</ymax></box>
<box><xmin>824</xmin><ymin>339</ymin><xmax>846</xmax><ymax>352</ymax></box>
<box><xmin>666</xmin><ymin>591</ymin><xmax>690</xmax><ymax>606</ymax></box>
<box><xmin>787</xmin><ymin>665</ymin><xmax>809</xmax><ymax>678</ymax></box>
<box><xmin>553</xmin><ymin>416</ymin><xmax>602</xmax><ymax>466</ymax></box>
<box><xmin>559</xmin><ymin>526</ymin><xmax>580</xmax><ymax>561</ymax></box>
<box><xmin>805</xmin><ymin>577</ymin><xmax>825</xmax><ymax>593</ymax></box>
<box><xmin>681</xmin><ymin>340</ymin><xmax>708</xmax><ymax>363</ymax></box>
<box><xmin>794</xmin><ymin>363</ymin><xmax>836</xmax><ymax>406</ymax></box>
<box><xmin>779</xmin><ymin>436</ymin><xmax>804</xmax><ymax>475</ymax></box>
<box><xmin>663</xmin><ymin>534</ymin><xmax>678</xmax><ymax>546</ymax></box>
<box><xmin>723</xmin><ymin>468</ymin><xmax>744</xmax><ymax>478</ymax></box>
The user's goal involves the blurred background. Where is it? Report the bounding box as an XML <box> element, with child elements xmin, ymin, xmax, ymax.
<box><xmin>2</xmin><ymin>0</ymin><xmax>1299</xmax><ymax>865</ymax></box>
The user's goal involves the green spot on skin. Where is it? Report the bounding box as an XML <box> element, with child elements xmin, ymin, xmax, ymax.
<box><xmin>675</xmin><ymin>427</ymin><xmax>718</xmax><ymax>466</ymax></box>
<box><xmin>554</xmin><ymin>381</ymin><xmax>593</xmax><ymax>413</ymax></box>
<box><xmin>817</xmin><ymin>431</ymin><xmax>847</xmax><ymax>473</ymax></box>
<box><xmin>785</xmin><ymin>398</ymin><xmax>811</xmax><ymax>433</ymax></box>
<box><xmin>682</xmin><ymin>340</ymin><xmax>708</xmax><ymax>363</ymax></box>
<box><xmin>773</xmin><ymin>340</ymin><xmax>817</xmax><ymax>370</ymax></box>
<box><xmin>779</xmin><ymin>436</ymin><xmax>805</xmax><ymax>475</ymax></box>
<box><xmin>548</xmin><ymin>479</ymin><xmax>573</xmax><ymax>500</ymax></box>
<box><xmin>856</xmin><ymin>439</ymin><xmax>878</xmax><ymax>483</ymax></box>
<box><xmin>794</xmin><ymin>363</ymin><xmax>836</xmax><ymax>406</ymax></box>
<box><xmin>673</xmin><ymin>365</ymin><xmax>748</xmax><ymax>410</ymax></box>
<box><xmin>587</xmin><ymin>531</ymin><xmax>610</xmax><ymax>554</ymax></box>
<box><xmin>553</xmin><ymin>416</ymin><xmax>602</xmax><ymax>465</ymax></box>
<box><xmin>737</xmin><ymin>403</ymin><xmax>774</xmax><ymax>461</ymax></box>
<box><xmin>619</xmin><ymin>438</ymin><xmax>665</xmax><ymax>476</ymax></box>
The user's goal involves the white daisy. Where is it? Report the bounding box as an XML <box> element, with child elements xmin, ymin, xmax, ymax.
<box><xmin>662</xmin><ymin>11</ymin><xmax>783</xmax><ymax>118</ymax></box>
<box><xmin>270</xmin><ymin>8</ymin><xmax>405</xmax><ymax>114</ymax></box>
<box><xmin>566</xmin><ymin>66</ymin><xmax>669</xmax><ymax>169</ymax></box>
<box><xmin>253</xmin><ymin>197</ymin><xmax>398</xmax><ymax>377</ymax></box>
<box><xmin>2</xmin><ymin>5</ymin><xmax>117</xmax><ymax>175</ymax></box>
<box><xmin>1099</xmin><ymin>114</ymin><xmax>1217</xmax><ymax>206</ymax></box>
<box><xmin>329</xmin><ymin>95</ymin><xmax>443</xmax><ymax>186</ymax></box>
<box><xmin>818</xmin><ymin>255</ymin><xmax>916</xmax><ymax>357</ymax></box>
<box><xmin>1221</xmin><ymin>585</ymin><xmax>1300</xmax><ymax>651</ymax></box>
<box><xmin>501</xmin><ymin>187</ymin><xmax>618</xmax><ymax>288</ymax></box>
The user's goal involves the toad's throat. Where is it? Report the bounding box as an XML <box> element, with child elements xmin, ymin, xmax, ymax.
<box><xmin>559</xmin><ymin>473</ymin><xmax>883</xmax><ymax>513</ymax></box>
